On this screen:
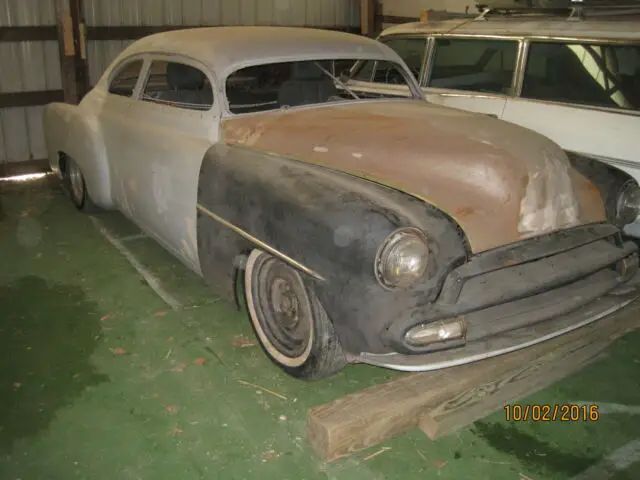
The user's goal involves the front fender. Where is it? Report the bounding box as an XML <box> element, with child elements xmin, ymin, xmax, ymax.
<box><xmin>197</xmin><ymin>144</ymin><xmax>467</xmax><ymax>354</ymax></box>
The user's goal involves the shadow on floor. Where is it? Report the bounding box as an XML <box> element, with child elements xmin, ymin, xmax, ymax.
<box><xmin>0</xmin><ymin>276</ymin><xmax>109</xmax><ymax>453</ymax></box>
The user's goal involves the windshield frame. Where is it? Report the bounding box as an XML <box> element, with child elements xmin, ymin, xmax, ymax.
<box><xmin>220</xmin><ymin>54</ymin><xmax>424</xmax><ymax>117</ymax></box>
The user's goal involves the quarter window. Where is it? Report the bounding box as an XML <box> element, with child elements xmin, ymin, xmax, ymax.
<box><xmin>522</xmin><ymin>42</ymin><xmax>640</xmax><ymax>112</ymax></box>
<box><xmin>141</xmin><ymin>60</ymin><xmax>214</xmax><ymax>111</ymax></box>
<box><xmin>381</xmin><ymin>37</ymin><xmax>427</xmax><ymax>78</ymax></box>
<box><xmin>108</xmin><ymin>60</ymin><xmax>143</xmax><ymax>97</ymax></box>
<box><xmin>428</xmin><ymin>38</ymin><xmax>518</xmax><ymax>94</ymax></box>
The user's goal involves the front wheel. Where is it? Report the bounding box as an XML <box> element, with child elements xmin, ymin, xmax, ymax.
<box><xmin>244</xmin><ymin>249</ymin><xmax>346</xmax><ymax>380</ymax></box>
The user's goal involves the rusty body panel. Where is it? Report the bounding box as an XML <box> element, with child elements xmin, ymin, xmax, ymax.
<box><xmin>222</xmin><ymin>99</ymin><xmax>605</xmax><ymax>253</ymax></box>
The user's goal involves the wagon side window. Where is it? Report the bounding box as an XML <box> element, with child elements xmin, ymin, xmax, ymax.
<box><xmin>521</xmin><ymin>42</ymin><xmax>640</xmax><ymax>112</ymax></box>
<box><xmin>108</xmin><ymin>60</ymin><xmax>144</xmax><ymax>97</ymax></box>
<box><xmin>380</xmin><ymin>37</ymin><xmax>428</xmax><ymax>79</ymax></box>
<box><xmin>427</xmin><ymin>38</ymin><xmax>518</xmax><ymax>95</ymax></box>
<box><xmin>140</xmin><ymin>60</ymin><xmax>214</xmax><ymax>111</ymax></box>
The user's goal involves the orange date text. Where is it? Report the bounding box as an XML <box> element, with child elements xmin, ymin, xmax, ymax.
<box><xmin>504</xmin><ymin>404</ymin><xmax>600</xmax><ymax>422</ymax></box>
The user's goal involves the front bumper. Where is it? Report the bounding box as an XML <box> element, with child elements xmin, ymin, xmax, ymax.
<box><xmin>356</xmin><ymin>223</ymin><xmax>640</xmax><ymax>371</ymax></box>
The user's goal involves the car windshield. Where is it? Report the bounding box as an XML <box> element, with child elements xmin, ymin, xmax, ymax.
<box><xmin>225</xmin><ymin>58</ymin><xmax>417</xmax><ymax>114</ymax></box>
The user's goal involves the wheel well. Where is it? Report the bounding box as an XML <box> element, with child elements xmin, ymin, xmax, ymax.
<box><xmin>58</xmin><ymin>152</ymin><xmax>69</xmax><ymax>175</ymax></box>
<box><xmin>232</xmin><ymin>249</ymin><xmax>253</xmax><ymax>313</ymax></box>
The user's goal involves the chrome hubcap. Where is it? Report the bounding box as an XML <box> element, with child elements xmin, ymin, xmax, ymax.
<box><xmin>271</xmin><ymin>277</ymin><xmax>300</xmax><ymax>329</ymax></box>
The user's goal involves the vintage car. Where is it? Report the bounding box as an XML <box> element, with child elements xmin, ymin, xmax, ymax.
<box><xmin>43</xmin><ymin>26</ymin><xmax>640</xmax><ymax>380</ymax></box>
<box><xmin>373</xmin><ymin>2</ymin><xmax>640</xmax><ymax>237</ymax></box>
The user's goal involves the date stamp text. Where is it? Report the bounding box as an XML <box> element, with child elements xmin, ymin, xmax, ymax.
<box><xmin>504</xmin><ymin>404</ymin><xmax>600</xmax><ymax>422</ymax></box>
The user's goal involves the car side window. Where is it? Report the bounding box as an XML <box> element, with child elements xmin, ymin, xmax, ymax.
<box><xmin>381</xmin><ymin>37</ymin><xmax>428</xmax><ymax>79</ymax></box>
<box><xmin>428</xmin><ymin>38</ymin><xmax>518</xmax><ymax>94</ymax></box>
<box><xmin>141</xmin><ymin>60</ymin><xmax>214</xmax><ymax>111</ymax></box>
<box><xmin>108</xmin><ymin>60</ymin><xmax>144</xmax><ymax>97</ymax></box>
<box><xmin>522</xmin><ymin>42</ymin><xmax>640</xmax><ymax>112</ymax></box>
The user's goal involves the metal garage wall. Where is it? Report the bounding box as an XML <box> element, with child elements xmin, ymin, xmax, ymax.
<box><xmin>0</xmin><ymin>0</ymin><xmax>360</xmax><ymax>168</ymax></box>
<box><xmin>0</xmin><ymin>0</ymin><xmax>61</xmax><ymax>167</ymax></box>
<box><xmin>84</xmin><ymin>0</ymin><xmax>361</xmax><ymax>87</ymax></box>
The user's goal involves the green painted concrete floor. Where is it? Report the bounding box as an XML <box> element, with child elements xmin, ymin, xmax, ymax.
<box><xmin>1</xmin><ymin>175</ymin><xmax>640</xmax><ymax>480</ymax></box>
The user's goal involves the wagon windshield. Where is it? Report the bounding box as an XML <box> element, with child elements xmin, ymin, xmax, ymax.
<box><xmin>225</xmin><ymin>58</ymin><xmax>418</xmax><ymax>114</ymax></box>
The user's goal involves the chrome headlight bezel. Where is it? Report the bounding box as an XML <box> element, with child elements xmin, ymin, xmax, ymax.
<box><xmin>616</xmin><ymin>179</ymin><xmax>640</xmax><ymax>227</ymax></box>
<box><xmin>374</xmin><ymin>227</ymin><xmax>430</xmax><ymax>290</ymax></box>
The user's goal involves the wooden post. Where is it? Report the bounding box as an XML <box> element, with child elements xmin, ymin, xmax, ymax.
<box><xmin>55</xmin><ymin>0</ymin><xmax>89</xmax><ymax>104</ymax></box>
<box><xmin>360</xmin><ymin>0</ymin><xmax>377</xmax><ymax>37</ymax></box>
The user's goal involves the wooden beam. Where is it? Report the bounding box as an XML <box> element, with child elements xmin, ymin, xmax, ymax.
<box><xmin>307</xmin><ymin>300</ymin><xmax>640</xmax><ymax>462</ymax></box>
<box><xmin>360</xmin><ymin>0</ymin><xmax>377</xmax><ymax>37</ymax></box>
<box><xmin>86</xmin><ymin>24</ymin><xmax>360</xmax><ymax>41</ymax></box>
<box><xmin>378</xmin><ymin>14</ymin><xmax>419</xmax><ymax>25</ymax></box>
<box><xmin>0</xmin><ymin>90</ymin><xmax>65</xmax><ymax>109</ymax></box>
<box><xmin>0</xmin><ymin>23</ymin><xmax>361</xmax><ymax>44</ymax></box>
<box><xmin>54</xmin><ymin>0</ymin><xmax>89</xmax><ymax>104</ymax></box>
<box><xmin>0</xmin><ymin>26</ymin><xmax>58</xmax><ymax>42</ymax></box>
<box><xmin>69</xmin><ymin>0</ymin><xmax>90</xmax><ymax>99</ymax></box>
<box><xmin>419</xmin><ymin>329</ymin><xmax>610</xmax><ymax>439</ymax></box>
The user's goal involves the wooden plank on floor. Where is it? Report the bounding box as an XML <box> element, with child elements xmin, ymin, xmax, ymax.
<box><xmin>419</xmin><ymin>332</ymin><xmax>609</xmax><ymax>440</ymax></box>
<box><xmin>307</xmin><ymin>299</ymin><xmax>640</xmax><ymax>462</ymax></box>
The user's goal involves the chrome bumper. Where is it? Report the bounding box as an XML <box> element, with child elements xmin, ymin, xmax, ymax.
<box><xmin>356</xmin><ymin>287</ymin><xmax>639</xmax><ymax>372</ymax></box>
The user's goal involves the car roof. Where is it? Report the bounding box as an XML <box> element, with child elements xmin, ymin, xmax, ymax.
<box><xmin>380</xmin><ymin>17</ymin><xmax>640</xmax><ymax>41</ymax></box>
<box><xmin>116</xmin><ymin>26</ymin><xmax>394</xmax><ymax>76</ymax></box>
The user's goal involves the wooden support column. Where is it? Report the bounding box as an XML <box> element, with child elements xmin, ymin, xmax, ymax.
<box><xmin>360</xmin><ymin>0</ymin><xmax>377</xmax><ymax>37</ymax></box>
<box><xmin>55</xmin><ymin>0</ymin><xmax>89</xmax><ymax>104</ymax></box>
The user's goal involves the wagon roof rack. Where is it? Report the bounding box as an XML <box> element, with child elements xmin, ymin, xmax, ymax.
<box><xmin>474</xmin><ymin>1</ymin><xmax>640</xmax><ymax>21</ymax></box>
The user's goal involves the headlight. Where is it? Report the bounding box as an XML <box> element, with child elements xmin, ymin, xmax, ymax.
<box><xmin>616</xmin><ymin>179</ymin><xmax>640</xmax><ymax>227</ymax></box>
<box><xmin>375</xmin><ymin>228</ymin><xmax>429</xmax><ymax>289</ymax></box>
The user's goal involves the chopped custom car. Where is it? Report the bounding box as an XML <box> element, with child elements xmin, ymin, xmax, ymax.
<box><xmin>43</xmin><ymin>26</ymin><xmax>640</xmax><ymax>380</ymax></box>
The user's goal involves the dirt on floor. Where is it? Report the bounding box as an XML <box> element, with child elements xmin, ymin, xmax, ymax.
<box><xmin>1</xmin><ymin>175</ymin><xmax>639</xmax><ymax>480</ymax></box>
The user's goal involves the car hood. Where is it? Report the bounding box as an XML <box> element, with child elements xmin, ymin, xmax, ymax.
<box><xmin>221</xmin><ymin>99</ymin><xmax>605</xmax><ymax>253</ymax></box>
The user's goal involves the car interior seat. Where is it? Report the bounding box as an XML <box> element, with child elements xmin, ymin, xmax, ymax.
<box><xmin>278</xmin><ymin>62</ymin><xmax>337</xmax><ymax>108</ymax></box>
<box><xmin>158</xmin><ymin>62</ymin><xmax>214</xmax><ymax>110</ymax></box>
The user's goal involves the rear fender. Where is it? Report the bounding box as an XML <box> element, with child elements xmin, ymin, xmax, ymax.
<box><xmin>43</xmin><ymin>102</ymin><xmax>113</xmax><ymax>208</ymax></box>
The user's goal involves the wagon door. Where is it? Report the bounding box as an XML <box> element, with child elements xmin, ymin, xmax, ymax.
<box><xmin>502</xmin><ymin>41</ymin><xmax>640</xmax><ymax>174</ymax></box>
<box><xmin>123</xmin><ymin>58</ymin><xmax>219</xmax><ymax>272</ymax></box>
<box><xmin>422</xmin><ymin>37</ymin><xmax>519</xmax><ymax>118</ymax></box>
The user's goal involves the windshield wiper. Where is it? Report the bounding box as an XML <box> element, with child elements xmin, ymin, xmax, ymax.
<box><xmin>313</xmin><ymin>61</ymin><xmax>360</xmax><ymax>100</ymax></box>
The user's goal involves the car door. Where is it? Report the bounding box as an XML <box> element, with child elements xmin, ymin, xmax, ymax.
<box><xmin>96</xmin><ymin>56</ymin><xmax>149</xmax><ymax>217</ymax></box>
<box><xmin>114</xmin><ymin>56</ymin><xmax>219</xmax><ymax>273</ymax></box>
<box><xmin>421</xmin><ymin>36</ymin><xmax>521</xmax><ymax>118</ymax></box>
<box><xmin>502</xmin><ymin>40</ymin><xmax>640</xmax><ymax>175</ymax></box>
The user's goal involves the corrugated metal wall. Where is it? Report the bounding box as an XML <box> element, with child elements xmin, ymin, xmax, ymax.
<box><xmin>84</xmin><ymin>0</ymin><xmax>360</xmax><ymax>85</ymax></box>
<box><xmin>0</xmin><ymin>0</ymin><xmax>360</xmax><ymax>166</ymax></box>
<box><xmin>0</xmin><ymin>0</ymin><xmax>59</xmax><ymax>165</ymax></box>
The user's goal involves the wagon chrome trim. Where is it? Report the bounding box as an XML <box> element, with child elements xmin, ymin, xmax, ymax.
<box><xmin>196</xmin><ymin>203</ymin><xmax>326</xmax><ymax>282</ymax></box>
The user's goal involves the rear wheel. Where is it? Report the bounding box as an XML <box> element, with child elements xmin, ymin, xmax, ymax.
<box><xmin>244</xmin><ymin>249</ymin><xmax>346</xmax><ymax>380</ymax></box>
<box><xmin>62</xmin><ymin>157</ymin><xmax>98</xmax><ymax>213</ymax></box>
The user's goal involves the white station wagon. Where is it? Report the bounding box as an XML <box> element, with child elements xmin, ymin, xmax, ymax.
<box><xmin>374</xmin><ymin>4</ymin><xmax>640</xmax><ymax>236</ymax></box>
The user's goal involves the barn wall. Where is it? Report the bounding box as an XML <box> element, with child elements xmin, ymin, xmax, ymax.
<box><xmin>0</xmin><ymin>0</ymin><xmax>360</xmax><ymax>167</ymax></box>
<box><xmin>0</xmin><ymin>0</ymin><xmax>60</xmax><ymax>166</ymax></box>
<box><xmin>84</xmin><ymin>0</ymin><xmax>360</xmax><ymax>86</ymax></box>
